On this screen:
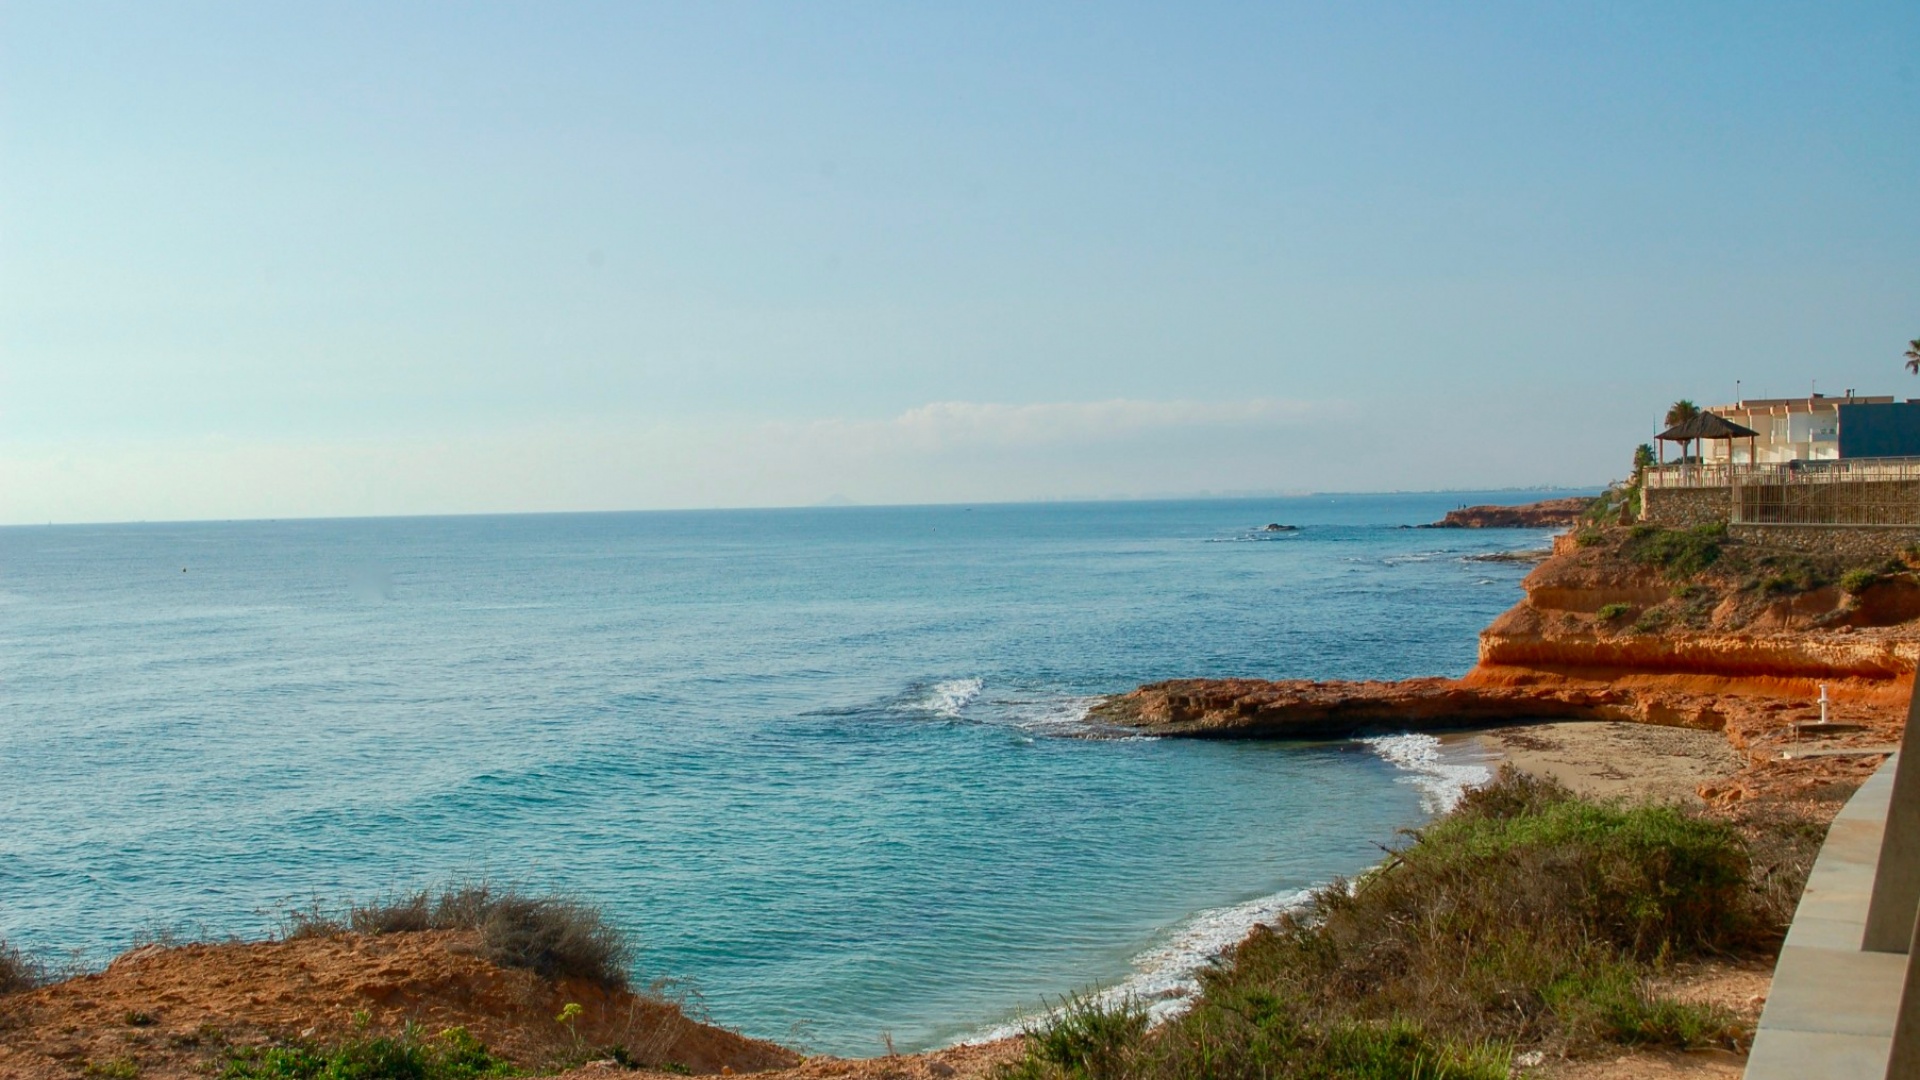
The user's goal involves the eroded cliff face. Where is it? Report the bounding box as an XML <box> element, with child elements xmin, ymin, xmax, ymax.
<box><xmin>1473</xmin><ymin>532</ymin><xmax>1920</xmax><ymax>696</ymax></box>
<box><xmin>1097</xmin><ymin>525</ymin><xmax>1920</xmax><ymax>803</ymax></box>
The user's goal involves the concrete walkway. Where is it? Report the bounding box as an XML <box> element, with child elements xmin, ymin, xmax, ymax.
<box><xmin>1745</xmin><ymin>756</ymin><xmax>1904</xmax><ymax>1078</ymax></box>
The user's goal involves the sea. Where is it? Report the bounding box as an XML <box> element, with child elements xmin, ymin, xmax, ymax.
<box><xmin>0</xmin><ymin>493</ymin><xmax>1583</xmax><ymax>1054</ymax></box>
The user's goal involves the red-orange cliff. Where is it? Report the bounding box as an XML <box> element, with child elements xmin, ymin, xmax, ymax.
<box><xmin>1093</xmin><ymin>517</ymin><xmax>1920</xmax><ymax>803</ymax></box>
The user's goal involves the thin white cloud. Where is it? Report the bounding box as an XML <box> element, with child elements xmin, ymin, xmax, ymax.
<box><xmin>0</xmin><ymin>393</ymin><xmax>1607</xmax><ymax>525</ymax></box>
<box><xmin>878</xmin><ymin>398</ymin><xmax>1322</xmax><ymax>447</ymax></box>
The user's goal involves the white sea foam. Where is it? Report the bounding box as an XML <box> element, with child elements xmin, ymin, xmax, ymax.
<box><xmin>921</xmin><ymin>678</ymin><xmax>984</xmax><ymax>718</ymax></box>
<box><xmin>1359</xmin><ymin>732</ymin><xmax>1494</xmax><ymax>814</ymax></box>
<box><xmin>956</xmin><ymin>732</ymin><xmax>1489</xmax><ymax>1046</ymax></box>
<box><xmin>962</xmin><ymin>887</ymin><xmax>1316</xmax><ymax>1043</ymax></box>
<box><xmin>1004</xmin><ymin>695</ymin><xmax>1110</xmax><ymax>736</ymax></box>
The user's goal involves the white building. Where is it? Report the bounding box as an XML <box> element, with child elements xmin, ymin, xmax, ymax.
<box><xmin>1694</xmin><ymin>393</ymin><xmax>1918</xmax><ymax>464</ymax></box>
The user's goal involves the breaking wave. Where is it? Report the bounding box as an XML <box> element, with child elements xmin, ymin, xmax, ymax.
<box><xmin>1359</xmin><ymin>732</ymin><xmax>1493</xmax><ymax>814</ymax></box>
<box><xmin>919</xmin><ymin>678</ymin><xmax>984</xmax><ymax>718</ymax></box>
<box><xmin>960</xmin><ymin>731</ymin><xmax>1492</xmax><ymax>1044</ymax></box>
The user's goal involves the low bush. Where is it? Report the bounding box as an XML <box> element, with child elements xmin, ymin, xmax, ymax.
<box><xmin>1748</xmin><ymin>553</ymin><xmax>1826</xmax><ymax>597</ymax></box>
<box><xmin>221</xmin><ymin>1025</ymin><xmax>514</xmax><ymax>1080</ymax></box>
<box><xmin>285</xmin><ymin>884</ymin><xmax>633</xmax><ymax>989</ymax></box>
<box><xmin>1596</xmin><ymin>602</ymin><xmax>1632</xmax><ymax>622</ymax></box>
<box><xmin>1004</xmin><ymin>995</ymin><xmax>1149</xmax><ymax>1080</ymax></box>
<box><xmin>1541</xmin><ymin>964</ymin><xmax>1739</xmax><ymax>1048</ymax></box>
<box><xmin>1631</xmin><ymin>608</ymin><xmax>1671</xmax><ymax>633</ymax></box>
<box><xmin>1840</xmin><ymin>568</ymin><xmax>1882</xmax><ymax>595</ymax></box>
<box><xmin>1002</xmin><ymin>769</ymin><xmax>1808</xmax><ymax>1080</ymax></box>
<box><xmin>0</xmin><ymin>939</ymin><xmax>47</xmax><ymax>995</ymax></box>
<box><xmin>1623</xmin><ymin>523</ymin><xmax>1726</xmax><ymax>579</ymax></box>
<box><xmin>1004</xmin><ymin>997</ymin><xmax>1508</xmax><ymax>1080</ymax></box>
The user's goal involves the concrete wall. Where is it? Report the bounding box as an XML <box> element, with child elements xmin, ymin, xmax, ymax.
<box><xmin>1641</xmin><ymin>485</ymin><xmax>1730</xmax><ymax>527</ymax></box>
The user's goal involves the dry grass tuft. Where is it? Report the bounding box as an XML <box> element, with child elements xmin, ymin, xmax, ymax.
<box><xmin>283</xmin><ymin>882</ymin><xmax>634</xmax><ymax>989</ymax></box>
<box><xmin>0</xmin><ymin>939</ymin><xmax>49</xmax><ymax>995</ymax></box>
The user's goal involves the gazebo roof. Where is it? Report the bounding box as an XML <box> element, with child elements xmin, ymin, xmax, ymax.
<box><xmin>1656</xmin><ymin>412</ymin><xmax>1760</xmax><ymax>442</ymax></box>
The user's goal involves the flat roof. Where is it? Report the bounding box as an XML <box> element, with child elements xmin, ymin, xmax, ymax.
<box><xmin>1709</xmin><ymin>397</ymin><xmax>1899</xmax><ymax>412</ymax></box>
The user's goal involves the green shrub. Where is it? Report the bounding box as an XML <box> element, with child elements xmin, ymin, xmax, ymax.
<box><xmin>1400</xmin><ymin>784</ymin><xmax>1751</xmax><ymax>956</ymax></box>
<box><xmin>1543</xmin><ymin>963</ymin><xmax>1740</xmax><ymax>1048</ymax></box>
<box><xmin>1581</xmin><ymin>488</ymin><xmax>1625</xmax><ymax>523</ymax></box>
<box><xmin>1840</xmin><ymin>568</ymin><xmax>1881</xmax><ymax>595</ymax></box>
<box><xmin>1004</xmin><ymin>995</ymin><xmax>1149</xmax><ymax>1080</ymax></box>
<box><xmin>221</xmin><ymin>1025</ymin><xmax>514</xmax><ymax>1080</ymax></box>
<box><xmin>1596</xmin><ymin>603</ymin><xmax>1632</xmax><ymax>621</ymax></box>
<box><xmin>285</xmin><ymin>885</ymin><xmax>634</xmax><ymax>989</ymax></box>
<box><xmin>1631</xmin><ymin>608</ymin><xmax>1671</xmax><ymax>633</ymax></box>
<box><xmin>1002</xmin><ymin>770</ymin><xmax>1791</xmax><ymax>1079</ymax></box>
<box><xmin>1574</xmin><ymin>528</ymin><xmax>1606</xmax><ymax>548</ymax></box>
<box><xmin>1005</xmin><ymin>999</ymin><xmax>1509</xmax><ymax>1080</ymax></box>
<box><xmin>1624</xmin><ymin>523</ymin><xmax>1726</xmax><ymax>579</ymax></box>
<box><xmin>1746</xmin><ymin>553</ymin><xmax>1825</xmax><ymax>597</ymax></box>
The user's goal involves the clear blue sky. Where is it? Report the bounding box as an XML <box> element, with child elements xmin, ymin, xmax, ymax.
<box><xmin>3</xmin><ymin>2</ymin><xmax>1916</xmax><ymax>522</ymax></box>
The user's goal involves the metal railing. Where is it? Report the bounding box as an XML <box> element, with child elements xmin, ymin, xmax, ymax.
<box><xmin>1642</xmin><ymin>458</ymin><xmax>1920</xmax><ymax>527</ymax></box>
<box><xmin>1644</xmin><ymin>457</ymin><xmax>1920</xmax><ymax>490</ymax></box>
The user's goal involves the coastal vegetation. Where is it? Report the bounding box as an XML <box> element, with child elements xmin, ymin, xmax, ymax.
<box><xmin>0</xmin><ymin>939</ymin><xmax>48</xmax><ymax>995</ymax></box>
<box><xmin>283</xmin><ymin>883</ymin><xmax>633</xmax><ymax>989</ymax></box>
<box><xmin>1001</xmin><ymin>769</ymin><xmax>1818</xmax><ymax>1080</ymax></box>
<box><xmin>1570</xmin><ymin>519</ymin><xmax>1920</xmax><ymax>632</ymax></box>
<box><xmin>221</xmin><ymin>1024</ymin><xmax>516</xmax><ymax>1080</ymax></box>
<box><xmin>1621</xmin><ymin>521</ymin><xmax>1726</xmax><ymax>579</ymax></box>
<box><xmin>1</xmin><ymin>883</ymin><xmax>804</xmax><ymax>1079</ymax></box>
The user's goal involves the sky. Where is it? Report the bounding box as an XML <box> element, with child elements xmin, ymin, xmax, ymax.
<box><xmin>3</xmin><ymin>2</ymin><xmax>1917</xmax><ymax>523</ymax></box>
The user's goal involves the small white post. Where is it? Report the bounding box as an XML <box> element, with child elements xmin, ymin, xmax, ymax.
<box><xmin>1820</xmin><ymin>683</ymin><xmax>1831</xmax><ymax>725</ymax></box>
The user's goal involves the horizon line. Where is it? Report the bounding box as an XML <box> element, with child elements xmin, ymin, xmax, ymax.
<box><xmin>0</xmin><ymin>484</ymin><xmax>1609</xmax><ymax>530</ymax></box>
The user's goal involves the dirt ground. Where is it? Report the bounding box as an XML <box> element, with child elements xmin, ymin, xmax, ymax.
<box><xmin>1466</xmin><ymin>721</ymin><xmax>1749</xmax><ymax>804</ymax></box>
<box><xmin>0</xmin><ymin>930</ymin><xmax>795</xmax><ymax>1080</ymax></box>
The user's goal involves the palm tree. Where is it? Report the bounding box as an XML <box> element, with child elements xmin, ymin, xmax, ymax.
<box><xmin>1664</xmin><ymin>400</ymin><xmax>1701</xmax><ymax>462</ymax></box>
<box><xmin>1905</xmin><ymin>337</ymin><xmax>1920</xmax><ymax>374</ymax></box>
<box><xmin>1664</xmin><ymin>399</ymin><xmax>1701</xmax><ymax>427</ymax></box>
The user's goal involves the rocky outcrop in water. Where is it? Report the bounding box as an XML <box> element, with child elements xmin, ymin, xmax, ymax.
<box><xmin>1097</xmin><ymin>521</ymin><xmax>1920</xmax><ymax>803</ymax></box>
<box><xmin>1423</xmin><ymin>497</ymin><xmax>1591</xmax><ymax>529</ymax></box>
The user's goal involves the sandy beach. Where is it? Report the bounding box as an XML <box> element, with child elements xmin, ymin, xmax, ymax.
<box><xmin>1464</xmin><ymin>721</ymin><xmax>1748</xmax><ymax>804</ymax></box>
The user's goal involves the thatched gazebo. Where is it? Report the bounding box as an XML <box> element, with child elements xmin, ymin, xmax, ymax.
<box><xmin>1656</xmin><ymin>412</ymin><xmax>1760</xmax><ymax>466</ymax></box>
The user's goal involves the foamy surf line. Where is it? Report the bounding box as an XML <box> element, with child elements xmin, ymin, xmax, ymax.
<box><xmin>957</xmin><ymin>732</ymin><xmax>1492</xmax><ymax>1044</ymax></box>
<box><xmin>915</xmin><ymin>681</ymin><xmax>1152</xmax><ymax>740</ymax></box>
<box><xmin>920</xmin><ymin>677</ymin><xmax>984</xmax><ymax>718</ymax></box>
<box><xmin>1359</xmin><ymin>732</ymin><xmax>1493</xmax><ymax>814</ymax></box>
<box><xmin>959</xmin><ymin>886</ymin><xmax>1315</xmax><ymax>1044</ymax></box>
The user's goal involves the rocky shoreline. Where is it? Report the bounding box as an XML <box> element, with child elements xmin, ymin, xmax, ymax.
<box><xmin>1422</xmin><ymin>496</ymin><xmax>1592</xmax><ymax>529</ymax></box>
<box><xmin>1091</xmin><ymin>507</ymin><xmax>1918</xmax><ymax>806</ymax></box>
<box><xmin>8</xmin><ymin>500</ymin><xmax>1912</xmax><ymax>1080</ymax></box>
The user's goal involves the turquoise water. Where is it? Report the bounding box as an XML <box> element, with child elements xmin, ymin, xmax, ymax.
<box><xmin>0</xmin><ymin>495</ymin><xmax>1575</xmax><ymax>1053</ymax></box>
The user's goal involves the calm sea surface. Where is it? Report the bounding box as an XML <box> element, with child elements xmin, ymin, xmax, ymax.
<box><xmin>0</xmin><ymin>495</ymin><xmax>1579</xmax><ymax>1053</ymax></box>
